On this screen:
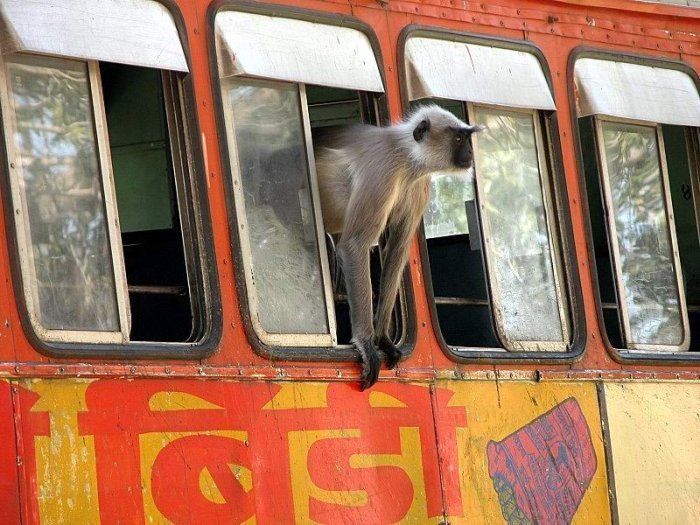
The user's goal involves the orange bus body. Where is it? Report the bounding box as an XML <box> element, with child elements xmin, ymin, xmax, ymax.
<box><xmin>0</xmin><ymin>0</ymin><xmax>698</xmax><ymax>523</ymax></box>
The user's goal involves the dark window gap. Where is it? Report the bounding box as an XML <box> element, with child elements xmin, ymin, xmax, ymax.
<box><xmin>307</xmin><ymin>85</ymin><xmax>403</xmax><ymax>346</ymax></box>
<box><xmin>100</xmin><ymin>62</ymin><xmax>194</xmax><ymax>342</ymax></box>
<box><xmin>412</xmin><ymin>98</ymin><xmax>499</xmax><ymax>348</ymax></box>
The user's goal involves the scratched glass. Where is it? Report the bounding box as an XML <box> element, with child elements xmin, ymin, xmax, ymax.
<box><xmin>601</xmin><ymin>121</ymin><xmax>683</xmax><ymax>346</ymax></box>
<box><xmin>473</xmin><ymin>107</ymin><xmax>565</xmax><ymax>344</ymax></box>
<box><xmin>424</xmin><ymin>173</ymin><xmax>475</xmax><ymax>238</ymax></box>
<box><xmin>225</xmin><ymin>80</ymin><xmax>329</xmax><ymax>334</ymax></box>
<box><xmin>5</xmin><ymin>56</ymin><xmax>119</xmax><ymax>331</ymax></box>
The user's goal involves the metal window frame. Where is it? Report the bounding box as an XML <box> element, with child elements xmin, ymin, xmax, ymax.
<box><xmin>219</xmin><ymin>76</ymin><xmax>337</xmax><ymax>347</ymax></box>
<box><xmin>593</xmin><ymin>114</ymin><xmax>690</xmax><ymax>352</ymax></box>
<box><xmin>468</xmin><ymin>102</ymin><xmax>570</xmax><ymax>352</ymax></box>
<box><xmin>687</xmin><ymin>128</ymin><xmax>700</xmax><ymax>241</ymax></box>
<box><xmin>159</xmin><ymin>70</ymin><xmax>207</xmax><ymax>343</ymax></box>
<box><xmin>397</xmin><ymin>25</ymin><xmax>585</xmax><ymax>364</ymax></box>
<box><xmin>0</xmin><ymin>54</ymin><xmax>131</xmax><ymax>344</ymax></box>
<box><xmin>209</xmin><ymin>1</ymin><xmax>415</xmax><ymax>363</ymax></box>
<box><xmin>567</xmin><ymin>46</ymin><xmax>700</xmax><ymax>365</ymax></box>
<box><xmin>0</xmin><ymin>0</ymin><xmax>221</xmax><ymax>360</ymax></box>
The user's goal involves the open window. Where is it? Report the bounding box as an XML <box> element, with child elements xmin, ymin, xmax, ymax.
<box><xmin>574</xmin><ymin>55</ymin><xmax>699</xmax><ymax>355</ymax></box>
<box><xmin>214</xmin><ymin>9</ymin><xmax>406</xmax><ymax>356</ymax></box>
<box><xmin>0</xmin><ymin>0</ymin><xmax>214</xmax><ymax>350</ymax></box>
<box><xmin>403</xmin><ymin>34</ymin><xmax>574</xmax><ymax>355</ymax></box>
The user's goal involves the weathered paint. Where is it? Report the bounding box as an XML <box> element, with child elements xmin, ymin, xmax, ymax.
<box><xmin>14</xmin><ymin>379</ymin><xmax>452</xmax><ymax>523</ymax></box>
<box><xmin>434</xmin><ymin>381</ymin><xmax>610</xmax><ymax>524</ymax></box>
<box><xmin>7</xmin><ymin>378</ymin><xmax>626</xmax><ymax>523</ymax></box>
<box><xmin>0</xmin><ymin>380</ymin><xmax>20</xmax><ymax>525</ymax></box>
<box><xmin>603</xmin><ymin>382</ymin><xmax>700</xmax><ymax>525</ymax></box>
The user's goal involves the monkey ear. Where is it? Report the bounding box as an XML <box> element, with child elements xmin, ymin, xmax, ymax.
<box><xmin>413</xmin><ymin>119</ymin><xmax>430</xmax><ymax>142</ymax></box>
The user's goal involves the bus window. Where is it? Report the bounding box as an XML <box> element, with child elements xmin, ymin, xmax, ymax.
<box><xmin>575</xmin><ymin>57</ymin><xmax>699</xmax><ymax>354</ymax></box>
<box><xmin>215</xmin><ymin>10</ymin><xmax>404</xmax><ymax>352</ymax></box>
<box><xmin>0</xmin><ymin>0</ymin><xmax>213</xmax><ymax>348</ymax></box>
<box><xmin>404</xmin><ymin>35</ymin><xmax>572</xmax><ymax>354</ymax></box>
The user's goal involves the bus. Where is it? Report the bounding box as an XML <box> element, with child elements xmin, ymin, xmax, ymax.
<box><xmin>0</xmin><ymin>0</ymin><xmax>697</xmax><ymax>523</ymax></box>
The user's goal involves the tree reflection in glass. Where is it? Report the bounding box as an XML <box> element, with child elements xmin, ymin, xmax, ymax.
<box><xmin>601</xmin><ymin>121</ymin><xmax>683</xmax><ymax>346</ymax></box>
<box><xmin>6</xmin><ymin>56</ymin><xmax>119</xmax><ymax>331</ymax></box>
<box><xmin>473</xmin><ymin>107</ymin><xmax>565</xmax><ymax>343</ymax></box>
<box><xmin>424</xmin><ymin>172</ymin><xmax>474</xmax><ymax>238</ymax></box>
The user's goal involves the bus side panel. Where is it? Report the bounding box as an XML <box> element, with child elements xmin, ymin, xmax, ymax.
<box><xmin>13</xmin><ymin>378</ymin><xmax>451</xmax><ymax>524</ymax></box>
<box><xmin>434</xmin><ymin>380</ymin><xmax>611</xmax><ymax>525</ymax></box>
<box><xmin>603</xmin><ymin>382</ymin><xmax>700</xmax><ymax>525</ymax></box>
<box><xmin>0</xmin><ymin>380</ymin><xmax>20</xmax><ymax>525</ymax></box>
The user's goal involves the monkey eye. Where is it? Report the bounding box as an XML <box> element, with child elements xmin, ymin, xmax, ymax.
<box><xmin>455</xmin><ymin>135</ymin><xmax>463</xmax><ymax>143</ymax></box>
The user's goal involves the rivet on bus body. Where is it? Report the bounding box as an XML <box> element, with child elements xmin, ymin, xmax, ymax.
<box><xmin>164</xmin><ymin>366</ymin><xmax>172</xmax><ymax>375</ymax></box>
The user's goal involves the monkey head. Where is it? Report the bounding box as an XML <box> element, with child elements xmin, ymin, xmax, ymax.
<box><xmin>406</xmin><ymin>105</ymin><xmax>484</xmax><ymax>174</ymax></box>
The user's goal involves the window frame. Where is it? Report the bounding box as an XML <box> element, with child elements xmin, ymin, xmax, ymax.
<box><xmin>219</xmin><ymin>77</ymin><xmax>337</xmax><ymax>347</ymax></box>
<box><xmin>209</xmin><ymin>2</ymin><xmax>416</xmax><ymax>362</ymax></box>
<box><xmin>689</xmin><ymin>128</ymin><xmax>700</xmax><ymax>242</ymax></box>
<box><xmin>593</xmin><ymin>115</ymin><xmax>690</xmax><ymax>353</ymax></box>
<box><xmin>398</xmin><ymin>25</ymin><xmax>585</xmax><ymax>364</ymax></box>
<box><xmin>568</xmin><ymin>46</ymin><xmax>700</xmax><ymax>364</ymax></box>
<box><xmin>0</xmin><ymin>55</ymin><xmax>132</xmax><ymax>344</ymax></box>
<box><xmin>0</xmin><ymin>0</ymin><xmax>222</xmax><ymax>359</ymax></box>
<box><xmin>468</xmin><ymin>102</ymin><xmax>571</xmax><ymax>352</ymax></box>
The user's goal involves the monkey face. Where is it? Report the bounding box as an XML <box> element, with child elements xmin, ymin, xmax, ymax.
<box><xmin>410</xmin><ymin>106</ymin><xmax>484</xmax><ymax>174</ymax></box>
<box><xmin>452</xmin><ymin>127</ymin><xmax>476</xmax><ymax>169</ymax></box>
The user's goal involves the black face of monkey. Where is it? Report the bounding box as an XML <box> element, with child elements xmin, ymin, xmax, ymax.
<box><xmin>452</xmin><ymin>127</ymin><xmax>475</xmax><ymax>168</ymax></box>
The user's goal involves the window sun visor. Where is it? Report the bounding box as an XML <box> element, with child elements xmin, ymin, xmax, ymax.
<box><xmin>0</xmin><ymin>0</ymin><xmax>189</xmax><ymax>73</ymax></box>
<box><xmin>215</xmin><ymin>11</ymin><xmax>384</xmax><ymax>93</ymax></box>
<box><xmin>404</xmin><ymin>37</ymin><xmax>556</xmax><ymax>111</ymax></box>
<box><xmin>574</xmin><ymin>58</ymin><xmax>700</xmax><ymax>126</ymax></box>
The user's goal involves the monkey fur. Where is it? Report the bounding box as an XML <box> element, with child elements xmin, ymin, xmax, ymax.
<box><xmin>314</xmin><ymin>104</ymin><xmax>483</xmax><ymax>389</ymax></box>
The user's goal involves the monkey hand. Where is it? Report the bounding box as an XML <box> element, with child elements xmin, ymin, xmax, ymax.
<box><xmin>375</xmin><ymin>335</ymin><xmax>402</xmax><ymax>369</ymax></box>
<box><xmin>355</xmin><ymin>339</ymin><xmax>381</xmax><ymax>390</ymax></box>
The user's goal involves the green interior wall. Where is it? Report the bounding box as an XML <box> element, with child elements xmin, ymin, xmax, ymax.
<box><xmin>101</xmin><ymin>64</ymin><xmax>175</xmax><ymax>233</ymax></box>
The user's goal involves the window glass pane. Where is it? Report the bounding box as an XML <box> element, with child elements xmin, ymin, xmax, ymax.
<box><xmin>601</xmin><ymin>121</ymin><xmax>683</xmax><ymax>346</ymax></box>
<box><xmin>425</xmin><ymin>174</ymin><xmax>474</xmax><ymax>238</ymax></box>
<box><xmin>473</xmin><ymin>107</ymin><xmax>564</xmax><ymax>343</ymax></box>
<box><xmin>225</xmin><ymin>81</ymin><xmax>329</xmax><ymax>334</ymax></box>
<box><xmin>6</xmin><ymin>57</ymin><xmax>120</xmax><ymax>332</ymax></box>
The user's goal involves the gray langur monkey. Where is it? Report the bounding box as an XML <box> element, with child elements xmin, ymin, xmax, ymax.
<box><xmin>314</xmin><ymin>104</ymin><xmax>484</xmax><ymax>389</ymax></box>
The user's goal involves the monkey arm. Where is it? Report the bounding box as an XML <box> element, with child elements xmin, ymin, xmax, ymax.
<box><xmin>337</xmin><ymin>235</ymin><xmax>379</xmax><ymax>390</ymax></box>
<box><xmin>374</xmin><ymin>180</ymin><xmax>430</xmax><ymax>368</ymax></box>
<box><xmin>336</xmin><ymin>170</ymin><xmax>397</xmax><ymax>389</ymax></box>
